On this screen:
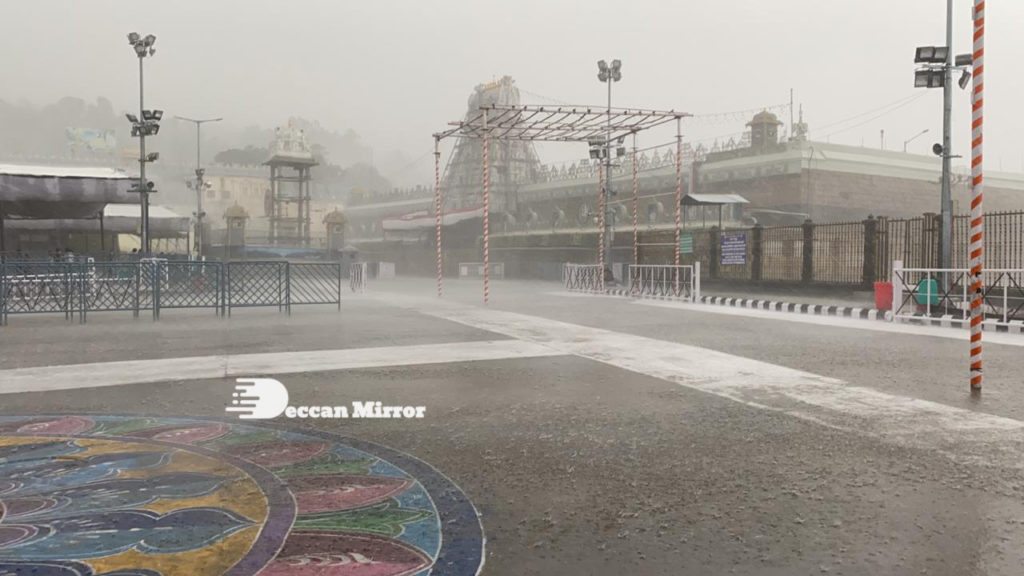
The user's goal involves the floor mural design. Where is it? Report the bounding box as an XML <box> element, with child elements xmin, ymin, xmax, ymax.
<box><xmin>0</xmin><ymin>416</ymin><xmax>484</xmax><ymax>576</ymax></box>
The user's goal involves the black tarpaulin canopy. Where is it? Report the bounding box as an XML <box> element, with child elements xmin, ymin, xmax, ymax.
<box><xmin>0</xmin><ymin>164</ymin><xmax>137</xmax><ymax>220</ymax></box>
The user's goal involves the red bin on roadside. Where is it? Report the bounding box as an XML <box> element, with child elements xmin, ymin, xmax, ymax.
<box><xmin>874</xmin><ymin>281</ymin><xmax>893</xmax><ymax>311</ymax></box>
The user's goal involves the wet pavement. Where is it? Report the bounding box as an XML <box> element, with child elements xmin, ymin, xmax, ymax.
<box><xmin>1</xmin><ymin>278</ymin><xmax>1023</xmax><ymax>575</ymax></box>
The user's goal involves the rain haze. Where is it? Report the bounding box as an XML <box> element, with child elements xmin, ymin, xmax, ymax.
<box><xmin>4</xmin><ymin>0</ymin><xmax>1024</xmax><ymax>172</ymax></box>
<box><xmin>3</xmin><ymin>2</ymin><xmax>1024</xmax><ymax>576</ymax></box>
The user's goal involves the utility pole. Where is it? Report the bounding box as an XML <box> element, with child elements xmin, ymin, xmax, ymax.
<box><xmin>940</xmin><ymin>0</ymin><xmax>953</xmax><ymax>275</ymax></box>
<box><xmin>175</xmin><ymin>116</ymin><xmax>222</xmax><ymax>258</ymax></box>
<box><xmin>139</xmin><ymin>56</ymin><xmax>149</xmax><ymax>255</ymax></box>
<box><xmin>913</xmin><ymin>1</ymin><xmax>974</xmax><ymax>277</ymax></box>
<box><xmin>597</xmin><ymin>59</ymin><xmax>621</xmax><ymax>283</ymax></box>
<box><xmin>126</xmin><ymin>33</ymin><xmax>160</xmax><ymax>256</ymax></box>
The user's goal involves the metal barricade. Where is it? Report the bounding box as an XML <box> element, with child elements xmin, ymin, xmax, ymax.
<box><xmin>225</xmin><ymin>261</ymin><xmax>288</xmax><ymax>315</ymax></box>
<box><xmin>155</xmin><ymin>261</ymin><xmax>224</xmax><ymax>319</ymax></box>
<box><xmin>563</xmin><ymin>263</ymin><xmax>604</xmax><ymax>292</ymax></box>
<box><xmin>1</xmin><ymin>260</ymin><xmax>344</xmax><ymax>325</ymax></box>
<box><xmin>891</xmin><ymin>261</ymin><xmax>1024</xmax><ymax>328</ymax></box>
<box><xmin>0</xmin><ymin>263</ymin><xmax>79</xmax><ymax>324</ymax></box>
<box><xmin>628</xmin><ymin>264</ymin><xmax>700</xmax><ymax>301</ymax></box>
<box><xmin>78</xmin><ymin>261</ymin><xmax>146</xmax><ymax>322</ymax></box>
<box><xmin>350</xmin><ymin>262</ymin><xmax>367</xmax><ymax>293</ymax></box>
<box><xmin>290</xmin><ymin>263</ymin><xmax>342</xmax><ymax>309</ymax></box>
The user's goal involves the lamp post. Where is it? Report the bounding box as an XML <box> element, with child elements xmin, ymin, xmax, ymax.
<box><xmin>175</xmin><ymin>116</ymin><xmax>222</xmax><ymax>258</ymax></box>
<box><xmin>126</xmin><ymin>32</ymin><xmax>160</xmax><ymax>256</ymax></box>
<box><xmin>903</xmin><ymin>128</ymin><xmax>930</xmax><ymax>153</ymax></box>
<box><xmin>913</xmin><ymin>3</ymin><xmax>973</xmax><ymax>274</ymax></box>
<box><xmin>597</xmin><ymin>59</ymin><xmax>621</xmax><ymax>283</ymax></box>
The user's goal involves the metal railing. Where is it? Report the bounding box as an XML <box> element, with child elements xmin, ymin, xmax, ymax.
<box><xmin>1</xmin><ymin>261</ymin><xmax>343</xmax><ymax>325</ymax></box>
<box><xmin>459</xmin><ymin>262</ymin><xmax>506</xmax><ymax>279</ymax></box>
<box><xmin>290</xmin><ymin>263</ymin><xmax>342</xmax><ymax>309</ymax></box>
<box><xmin>350</xmin><ymin>262</ymin><xmax>367</xmax><ymax>293</ymax></box>
<box><xmin>628</xmin><ymin>263</ymin><xmax>701</xmax><ymax>301</ymax></box>
<box><xmin>563</xmin><ymin>263</ymin><xmax>604</xmax><ymax>292</ymax></box>
<box><xmin>890</xmin><ymin>261</ymin><xmax>1024</xmax><ymax>328</ymax></box>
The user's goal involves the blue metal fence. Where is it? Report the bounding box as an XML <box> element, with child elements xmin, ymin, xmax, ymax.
<box><xmin>0</xmin><ymin>261</ymin><xmax>343</xmax><ymax>325</ymax></box>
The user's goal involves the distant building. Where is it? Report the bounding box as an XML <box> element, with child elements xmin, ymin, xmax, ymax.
<box><xmin>347</xmin><ymin>108</ymin><xmax>1024</xmax><ymax>244</ymax></box>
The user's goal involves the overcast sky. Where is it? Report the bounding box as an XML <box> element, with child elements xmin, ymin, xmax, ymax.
<box><xmin>4</xmin><ymin>0</ymin><xmax>1023</xmax><ymax>178</ymax></box>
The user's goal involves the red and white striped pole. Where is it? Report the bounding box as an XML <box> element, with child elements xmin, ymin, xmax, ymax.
<box><xmin>674</xmin><ymin>118</ymin><xmax>683</xmax><ymax>266</ymax></box>
<box><xmin>597</xmin><ymin>162</ymin><xmax>606</xmax><ymax>289</ymax></box>
<box><xmin>434</xmin><ymin>136</ymin><xmax>443</xmax><ymax>298</ymax></box>
<box><xmin>969</xmin><ymin>0</ymin><xmax>985</xmax><ymax>392</ymax></box>
<box><xmin>632</xmin><ymin>132</ymin><xmax>639</xmax><ymax>270</ymax></box>
<box><xmin>482</xmin><ymin>113</ymin><xmax>491</xmax><ymax>306</ymax></box>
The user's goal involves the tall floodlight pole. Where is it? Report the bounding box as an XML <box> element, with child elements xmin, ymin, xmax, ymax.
<box><xmin>940</xmin><ymin>0</ymin><xmax>954</xmax><ymax>278</ymax></box>
<box><xmin>176</xmin><ymin>116</ymin><xmax>222</xmax><ymax>258</ymax></box>
<box><xmin>913</xmin><ymin>7</ymin><xmax>975</xmax><ymax>283</ymax></box>
<box><xmin>126</xmin><ymin>33</ymin><xmax>160</xmax><ymax>256</ymax></box>
<box><xmin>597</xmin><ymin>59</ymin><xmax>621</xmax><ymax>283</ymax></box>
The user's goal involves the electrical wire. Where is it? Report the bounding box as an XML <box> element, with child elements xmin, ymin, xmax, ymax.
<box><xmin>814</xmin><ymin>93</ymin><xmax>926</xmax><ymax>133</ymax></box>
<box><xmin>819</xmin><ymin>93</ymin><xmax>931</xmax><ymax>140</ymax></box>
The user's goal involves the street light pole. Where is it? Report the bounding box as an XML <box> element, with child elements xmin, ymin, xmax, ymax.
<box><xmin>605</xmin><ymin>70</ymin><xmax>614</xmax><ymax>283</ymax></box>
<box><xmin>127</xmin><ymin>32</ymin><xmax>159</xmax><ymax>256</ymax></box>
<box><xmin>138</xmin><ymin>56</ymin><xmax>149</xmax><ymax>255</ymax></box>
<box><xmin>175</xmin><ymin>116</ymin><xmax>222</xmax><ymax>258</ymax></box>
<box><xmin>904</xmin><ymin>128</ymin><xmax>930</xmax><ymax>153</ymax></box>
<box><xmin>913</xmin><ymin>5</ymin><xmax>974</xmax><ymax>279</ymax></box>
<box><xmin>597</xmin><ymin>59</ymin><xmax>621</xmax><ymax>283</ymax></box>
<box><xmin>941</xmin><ymin>0</ymin><xmax>953</xmax><ymax>275</ymax></box>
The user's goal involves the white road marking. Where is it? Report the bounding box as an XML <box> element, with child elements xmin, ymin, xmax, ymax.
<box><xmin>0</xmin><ymin>340</ymin><xmax>564</xmax><ymax>395</ymax></box>
<box><xmin>391</xmin><ymin>297</ymin><xmax>1024</xmax><ymax>470</ymax></box>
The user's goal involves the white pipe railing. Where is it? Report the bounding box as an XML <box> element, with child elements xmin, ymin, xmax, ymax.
<box><xmin>349</xmin><ymin>262</ymin><xmax>367</xmax><ymax>293</ymax></box>
<box><xmin>890</xmin><ymin>261</ymin><xmax>1024</xmax><ymax>327</ymax></box>
<box><xmin>563</xmin><ymin>263</ymin><xmax>604</xmax><ymax>292</ymax></box>
<box><xmin>628</xmin><ymin>263</ymin><xmax>700</xmax><ymax>302</ymax></box>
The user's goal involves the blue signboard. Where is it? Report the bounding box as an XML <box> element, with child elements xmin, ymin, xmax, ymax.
<box><xmin>721</xmin><ymin>233</ymin><xmax>747</xmax><ymax>266</ymax></box>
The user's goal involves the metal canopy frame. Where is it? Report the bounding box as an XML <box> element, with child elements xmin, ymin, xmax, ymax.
<box><xmin>436</xmin><ymin>104</ymin><xmax>689</xmax><ymax>144</ymax></box>
<box><xmin>432</xmin><ymin>104</ymin><xmax>691</xmax><ymax>304</ymax></box>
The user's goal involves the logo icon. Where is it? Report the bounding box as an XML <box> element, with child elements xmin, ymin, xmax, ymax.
<box><xmin>226</xmin><ymin>378</ymin><xmax>289</xmax><ymax>419</ymax></box>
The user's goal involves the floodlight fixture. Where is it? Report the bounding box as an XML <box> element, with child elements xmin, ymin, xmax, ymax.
<box><xmin>126</xmin><ymin>113</ymin><xmax>139</xmax><ymax>123</ymax></box>
<box><xmin>128</xmin><ymin>32</ymin><xmax>140</xmax><ymax>44</ymax></box>
<box><xmin>955</xmin><ymin>53</ymin><xmax>973</xmax><ymax>67</ymax></box>
<box><xmin>146</xmin><ymin>152</ymin><xmax>160</xmax><ymax>162</ymax></box>
<box><xmin>914</xmin><ymin>69</ymin><xmax>944</xmax><ymax>88</ymax></box>
<box><xmin>958</xmin><ymin>70</ymin><xmax>972</xmax><ymax>90</ymax></box>
<box><xmin>932</xmin><ymin>143</ymin><xmax>945</xmax><ymax>157</ymax></box>
<box><xmin>915</xmin><ymin>45</ymin><xmax>949</xmax><ymax>64</ymax></box>
<box><xmin>143</xmin><ymin>34</ymin><xmax>156</xmax><ymax>47</ymax></box>
<box><xmin>611</xmin><ymin>59</ymin><xmax>622</xmax><ymax>82</ymax></box>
